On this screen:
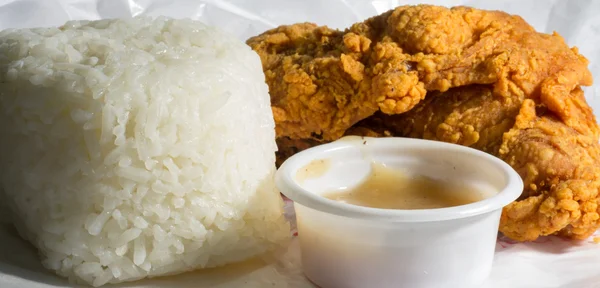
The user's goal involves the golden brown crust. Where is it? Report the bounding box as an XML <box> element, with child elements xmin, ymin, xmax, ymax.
<box><xmin>249</xmin><ymin>4</ymin><xmax>599</xmax><ymax>241</ymax></box>
<box><xmin>497</xmin><ymin>98</ymin><xmax>600</xmax><ymax>240</ymax></box>
<box><xmin>248</xmin><ymin>5</ymin><xmax>591</xmax><ymax>142</ymax></box>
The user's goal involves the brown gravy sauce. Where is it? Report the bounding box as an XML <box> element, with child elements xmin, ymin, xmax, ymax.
<box><xmin>323</xmin><ymin>163</ymin><xmax>485</xmax><ymax>209</ymax></box>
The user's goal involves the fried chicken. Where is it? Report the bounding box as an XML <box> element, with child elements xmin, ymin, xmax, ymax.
<box><xmin>499</xmin><ymin>98</ymin><xmax>600</xmax><ymax>240</ymax></box>
<box><xmin>361</xmin><ymin>85</ymin><xmax>522</xmax><ymax>154</ymax></box>
<box><xmin>247</xmin><ymin>5</ymin><xmax>599</xmax><ymax>241</ymax></box>
<box><xmin>248</xmin><ymin>5</ymin><xmax>591</xmax><ymax>141</ymax></box>
<box><xmin>353</xmin><ymin>86</ymin><xmax>600</xmax><ymax>241</ymax></box>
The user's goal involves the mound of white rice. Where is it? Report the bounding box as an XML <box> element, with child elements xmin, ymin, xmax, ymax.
<box><xmin>0</xmin><ymin>17</ymin><xmax>289</xmax><ymax>286</ymax></box>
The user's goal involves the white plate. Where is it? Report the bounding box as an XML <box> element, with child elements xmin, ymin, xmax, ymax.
<box><xmin>3</xmin><ymin>200</ymin><xmax>600</xmax><ymax>288</ymax></box>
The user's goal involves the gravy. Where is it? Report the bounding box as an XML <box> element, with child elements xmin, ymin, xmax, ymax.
<box><xmin>323</xmin><ymin>163</ymin><xmax>485</xmax><ymax>210</ymax></box>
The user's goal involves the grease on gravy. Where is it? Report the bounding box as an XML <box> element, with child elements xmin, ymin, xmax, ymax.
<box><xmin>296</xmin><ymin>159</ymin><xmax>331</xmax><ymax>183</ymax></box>
<box><xmin>323</xmin><ymin>163</ymin><xmax>486</xmax><ymax>210</ymax></box>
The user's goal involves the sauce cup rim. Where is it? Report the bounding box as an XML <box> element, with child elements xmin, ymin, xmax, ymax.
<box><xmin>275</xmin><ymin>137</ymin><xmax>524</xmax><ymax>222</ymax></box>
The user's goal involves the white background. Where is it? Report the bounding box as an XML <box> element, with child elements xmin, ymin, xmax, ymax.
<box><xmin>1</xmin><ymin>1</ymin><xmax>600</xmax><ymax>287</ymax></box>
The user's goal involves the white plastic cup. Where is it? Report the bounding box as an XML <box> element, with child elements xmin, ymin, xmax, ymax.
<box><xmin>275</xmin><ymin>137</ymin><xmax>523</xmax><ymax>288</ymax></box>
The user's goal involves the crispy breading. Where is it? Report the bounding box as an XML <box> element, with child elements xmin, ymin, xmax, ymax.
<box><xmin>248</xmin><ymin>5</ymin><xmax>598</xmax><ymax>241</ymax></box>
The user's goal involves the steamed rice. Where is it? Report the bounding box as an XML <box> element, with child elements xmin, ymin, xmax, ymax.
<box><xmin>0</xmin><ymin>17</ymin><xmax>289</xmax><ymax>286</ymax></box>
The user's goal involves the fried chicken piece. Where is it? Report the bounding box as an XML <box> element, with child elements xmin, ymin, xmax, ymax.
<box><xmin>250</xmin><ymin>5</ymin><xmax>598</xmax><ymax>241</ymax></box>
<box><xmin>247</xmin><ymin>5</ymin><xmax>591</xmax><ymax>142</ymax></box>
<box><xmin>247</xmin><ymin>22</ymin><xmax>425</xmax><ymax>141</ymax></box>
<box><xmin>362</xmin><ymin>86</ymin><xmax>600</xmax><ymax>241</ymax></box>
<box><xmin>248</xmin><ymin>24</ymin><xmax>371</xmax><ymax>141</ymax></box>
<box><xmin>360</xmin><ymin>85</ymin><xmax>521</xmax><ymax>154</ymax></box>
<box><xmin>498</xmin><ymin>99</ymin><xmax>600</xmax><ymax>240</ymax></box>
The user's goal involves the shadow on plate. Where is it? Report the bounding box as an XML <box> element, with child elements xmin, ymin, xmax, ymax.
<box><xmin>0</xmin><ymin>223</ymin><xmax>72</xmax><ymax>287</ymax></box>
<box><xmin>0</xmin><ymin>223</ymin><xmax>302</xmax><ymax>288</ymax></box>
<box><xmin>495</xmin><ymin>233</ymin><xmax>584</xmax><ymax>255</ymax></box>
